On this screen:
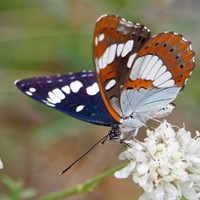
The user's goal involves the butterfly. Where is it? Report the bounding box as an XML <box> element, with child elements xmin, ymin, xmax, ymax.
<box><xmin>15</xmin><ymin>14</ymin><xmax>195</xmax><ymax>140</ymax></box>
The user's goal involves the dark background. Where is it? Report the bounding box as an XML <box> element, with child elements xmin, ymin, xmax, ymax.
<box><xmin>0</xmin><ymin>0</ymin><xmax>200</xmax><ymax>199</ymax></box>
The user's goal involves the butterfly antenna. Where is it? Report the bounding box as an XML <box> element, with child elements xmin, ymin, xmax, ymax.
<box><xmin>59</xmin><ymin>134</ymin><xmax>109</xmax><ymax>175</ymax></box>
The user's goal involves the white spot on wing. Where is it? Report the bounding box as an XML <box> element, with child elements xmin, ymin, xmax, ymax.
<box><xmin>129</xmin><ymin>56</ymin><xmax>145</xmax><ymax>81</ymax></box>
<box><xmin>99</xmin><ymin>43</ymin><xmax>121</xmax><ymax>69</ymax></box>
<box><xmin>146</xmin><ymin>59</ymin><xmax>163</xmax><ymax>80</ymax></box>
<box><xmin>189</xmin><ymin>44</ymin><xmax>193</xmax><ymax>51</ymax></box>
<box><xmin>52</xmin><ymin>88</ymin><xmax>65</xmax><ymax>100</ymax></box>
<box><xmin>117</xmin><ymin>43</ymin><xmax>124</xmax><ymax>57</ymax></box>
<box><xmin>141</xmin><ymin>55</ymin><xmax>159</xmax><ymax>79</ymax></box>
<box><xmin>95</xmin><ymin>58</ymin><xmax>100</xmax><ymax>73</ymax></box>
<box><xmin>108</xmin><ymin>44</ymin><xmax>117</xmax><ymax>64</ymax></box>
<box><xmin>48</xmin><ymin>91</ymin><xmax>61</xmax><ymax>103</ymax></box>
<box><xmin>47</xmin><ymin>97</ymin><xmax>57</xmax><ymax>104</ymax></box>
<box><xmin>105</xmin><ymin>79</ymin><xmax>116</xmax><ymax>91</ymax></box>
<box><xmin>182</xmin><ymin>37</ymin><xmax>188</xmax><ymax>42</ymax></box>
<box><xmin>14</xmin><ymin>79</ymin><xmax>20</xmax><ymax>85</ymax></box>
<box><xmin>185</xmin><ymin>78</ymin><xmax>189</xmax><ymax>85</ymax></box>
<box><xmin>153</xmin><ymin>71</ymin><xmax>172</xmax><ymax>87</ymax></box>
<box><xmin>98</xmin><ymin>55</ymin><xmax>103</xmax><ymax>70</ymax></box>
<box><xmin>70</xmin><ymin>80</ymin><xmax>83</xmax><ymax>93</ymax></box>
<box><xmin>139</xmin><ymin>55</ymin><xmax>152</xmax><ymax>76</ymax></box>
<box><xmin>101</xmin><ymin>47</ymin><xmax>110</xmax><ymax>69</ymax></box>
<box><xmin>25</xmin><ymin>91</ymin><xmax>33</xmax><ymax>96</ymax></box>
<box><xmin>126</xmin><ymin>21</ymin><xmax>133</xmax><ymax>27</ymax></box>
<box><xmin>192</xmin><ymin>56</ymin><xmax>195</xmax><ymax>62</ymax></box>
<box><xmin>62</xmin><ymin>85</ymin><xmax>70</xmax><ymax>94</ymax></box>
<box><xmin>29</xmin><ymin>87</ymin><xmax>36</xmax><ymax>92</ymax></box>
<box><xmin>43</xmin><ymin>100</ymin><xmax>56</xmax><ymax>107</ymax></box>
<box><xmin>121</xmin><ymin>40</ymin><xmax>134</xmax><ymax>57</ymax></box>
<box><xmin>86</xmin><ymin>82</ymin><xmax>99</xmax><ymax>96</ymax></box>
<box><xmin>96</xmin><ymin>14</ymin><xmax>108</xmax><ymax>22</ymax></box>
<box><xmin>155</xmin><ymin>65</ymin><xmax>167</xmax><ymax>79</ymax></box>
<box><xmin>121</xmin><ymin>17</ymin><xmax>126</xmax><ymax>22</ymax></box>
<box><xmin>127</xmin><ymin>53</ymin><xmax>137</xmax><ymax>68</ymax></box>
<box><xmin>158</xmin><ymin>79</ymin><xmax>175</xmax><ymax>88</ymax></box>
<box><xmin>98</xmin><ymin>33</ymin><xmax>105</xmax><ymax>41</ymax></box>
<box><xmin>144</xmin><ymin>25</ymin><xmax>150</xmax><ymax>32</ymax></box>
<box><xmin>81</xmin><ymin>73</ymin><xmax>88</xmax><ymax>78</ymax></box>
<box><xmin>76</xmin><ymin>105</ymin><xmax>84</xmax><ymax>112</ymax></box>
<box><xmin>95</xmin><ymin>36</ymin><xmax>98</xmax><ymax>46</ymax></box>
<box><xmin>164</xmin><ymin>31</ymin><xmax>169</xmax><ymax>34</ymax></box>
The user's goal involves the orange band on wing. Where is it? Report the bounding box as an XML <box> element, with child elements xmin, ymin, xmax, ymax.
<box><xmin>97</xmin><ymin>77</ymin><xmax>122</xmax><ymax>123</ymax></box>
<box><xmin>125</xmin><ymin>79</ymin><xmax>153</xmax><ymax>90</ymax></box>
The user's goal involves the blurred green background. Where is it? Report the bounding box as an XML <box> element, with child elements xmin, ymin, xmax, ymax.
<box><xmin>0</xmin><ymin>0</ymin><xmax>200</xmax><ymax>199</ymax></box>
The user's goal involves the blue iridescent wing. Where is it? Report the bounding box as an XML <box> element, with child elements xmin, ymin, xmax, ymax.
<box><xmin>15</xmin><ymin>71</ymin><xmax>115</xmax><ymax>126</ymax></box>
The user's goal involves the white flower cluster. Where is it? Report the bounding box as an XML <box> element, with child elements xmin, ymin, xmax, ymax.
<box><xmin>115</xmin><ymin>121</ymin><xmax>200</xmax><ymax>200</ymax></box>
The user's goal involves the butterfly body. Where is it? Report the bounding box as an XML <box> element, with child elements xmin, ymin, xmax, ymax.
<box><xmin>15</xmin><ymin>14</ymin><xmax>195</xmax><ymax>139</ymax></box>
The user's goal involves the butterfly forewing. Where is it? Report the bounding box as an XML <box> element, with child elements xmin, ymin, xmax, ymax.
<box><xmin>120</xmin><ymin>31</ymin><xmax>195</xmax><ymax>120</ymax></box>
<box><xmin>15</xmin><ymin>72</ymin><xmax>115</xmax><ymax>126</ymax></box>
<box><xmin>93</xmin><ymin>15</ymin><xmax>151</xmax><ymax>123</ymax></box>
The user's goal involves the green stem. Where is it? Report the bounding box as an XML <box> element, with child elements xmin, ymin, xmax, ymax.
<box><xmin>38</xmin><ymin>163</ymin><xmax>127</xmax><ymax>200</ymax></box>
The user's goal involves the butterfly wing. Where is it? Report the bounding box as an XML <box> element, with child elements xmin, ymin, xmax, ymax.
<box><xmin>93</xmin><ymin>14</ymin><xmax>151</xmax><ymax>123</ymax></box>
<box><xmin>15</xmin><ymin>72</ymin><xmax>115</xmax><ymax>126</ymax></box>
<box><xmin>15</xmin><ymin>15</ymin><xmax>196</xmax><ymax>132</ymax></box>
<box><xmin>120</xmin><ymin>31</ymin><xmax>195</xmax><ymax>127</ymax></box>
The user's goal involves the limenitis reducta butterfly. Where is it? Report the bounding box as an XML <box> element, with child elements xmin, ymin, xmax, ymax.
<box><xmin>15</xmin><ymin>14</ymin><xmax>195</xmax><ymax>140</ymax></box>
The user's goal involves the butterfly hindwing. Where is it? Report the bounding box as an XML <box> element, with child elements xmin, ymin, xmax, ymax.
<box><xmin>120</xmin><ymin>31</ymin><xmax>195</xmax><ymax>120</ymax></box>
<box><xmin>15</xmin><ymin>72</ymin><xmax>115</xmax><ymax>126</ymax></box>
<box><xmin>93</xmin><ymin>14</ymin><xmax>151</xmax><ymax>122</ymax></box>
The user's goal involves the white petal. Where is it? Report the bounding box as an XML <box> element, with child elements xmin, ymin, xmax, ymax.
<box><xmin>180</xmin><ymin>183</ymin><xmax>199</xmax><ymax>200</ymax></box>
<box><xmin>114</xmin><ymin>164</ymin><xmax>132</xmax><ymax>179</ymax></box>
<box><xmin>137</xmin><ymin>163</ymin><xmax>149</xmax><ymax>176</ymax></box>
<box><xmin>138</xmin><ymin>193</ymin><xmax>148</xmax><ymax>200</ymax></box>
<box><xmin>118</xmin><ymin>152</ymin><xmax>127</xmax><ymax>160</ymax></box>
